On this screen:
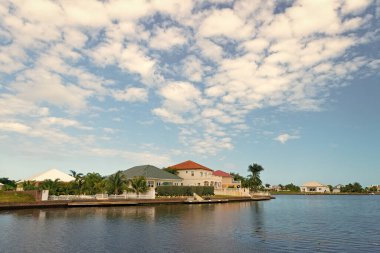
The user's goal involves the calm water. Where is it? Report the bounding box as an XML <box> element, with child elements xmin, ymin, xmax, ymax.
<box><xmin>1</xmin><ymin>195</ymin><xmax>380</xmax><ymax>253</ymax></box>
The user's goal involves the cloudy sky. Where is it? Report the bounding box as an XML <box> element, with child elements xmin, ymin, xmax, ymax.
<box><xmin>0</xmin><ymin>0</ymin><xmax>379</xmax><ymax>185</ymax></box>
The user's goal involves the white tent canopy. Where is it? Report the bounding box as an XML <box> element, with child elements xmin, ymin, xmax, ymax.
<box><xmin>26</xmin><ymin>169</ymin><xmax>75</xmax><ymax>182</ymax></box>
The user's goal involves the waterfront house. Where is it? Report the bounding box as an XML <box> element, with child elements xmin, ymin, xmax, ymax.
<box><xmin>121</xmin><ymin>165</ymin><xmax>183</xmax><ymax>188</ymax></box>
<box><xmin>333</xmin><ymin>184</ymin><xmax>343</xmax><ymax>193</ymax></box>
<box><xmin>17</xmin><ymin>168</ymin><xmax>75</xmax><ymax>191</ymax></box>
<box><xmin>26</xmin><ymin>168</ymin><xmax>75</xmax><ymax>182</ymax></box>
<box><xmin>168</xmin><ymin>160</ymin><xmax>223</xmax><ymax>189</ymax></box>
<box><xmin>300</xmin><ymin>182</ymin><xmax>330</xmax><ymax>193</ymax></box>
<box><xmin>213</xmin><ymin>170</ymin><xmax>241</xmax><ymax>188</ymax></box>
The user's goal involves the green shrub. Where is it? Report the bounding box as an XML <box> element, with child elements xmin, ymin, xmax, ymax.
<box><xmin>156</xmin><ymin>186</ymin><xmax>214</xmax><ymax>196</ymax></box>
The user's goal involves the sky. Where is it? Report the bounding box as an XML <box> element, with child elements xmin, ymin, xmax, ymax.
<box><xmin>0</xmin><ymin>0</ymin><xmax>379</xmax><ymax>186</ymax></box>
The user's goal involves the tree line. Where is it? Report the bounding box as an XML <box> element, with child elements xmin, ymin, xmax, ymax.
<box><xmin>0</xmin><ymin>171</ymin><xmax>149</xmax><ymax>196</ymax></box>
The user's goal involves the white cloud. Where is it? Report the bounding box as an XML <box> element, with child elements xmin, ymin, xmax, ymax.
<box><xmin>0</xmin><ymin>122</ymin><xmax>31</xmax><ymax>134</ymax></box>
<box><xmin>274</xmin><ymin>133</ymin><xmax>299</xmax><ymax>144</ymax></box>
<box><xmin>198</xmin><ymin>8</ymin><xmax>252</xmax><ymax>39</ymax></box>
<box><xmin>182</xmin><ymin>55</ymin><xmax>204</xmax><ymax>82</ymax></box>
<box><xmin>0</xmin><ymin>0</ymin><xmax>378</xmax><ymax>158</ymax></box>
<box><xmin>112</xmin><ymin>87</ymin><xmax>148</xmax><ymax>102</ymax></box>
<box><xmin>150</xmin><ymin>27</ymin><xmax>187</xmax><ymax>50</ymax></box>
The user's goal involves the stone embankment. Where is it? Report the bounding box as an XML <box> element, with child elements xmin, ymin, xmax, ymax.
<box><xmin>0</xmin><ymin>195</ymin><xmax>271</xmax><ymax>210</ymax></box>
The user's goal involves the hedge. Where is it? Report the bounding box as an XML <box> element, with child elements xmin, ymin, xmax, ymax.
<box><xmin>156</xmin><ymin>186</ymin><xmax>214</xmax><ymax>196</ymax></box>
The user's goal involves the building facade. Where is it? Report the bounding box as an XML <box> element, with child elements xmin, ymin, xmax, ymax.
<box><xmin>168</xmin><ymin>160</ymin><xmax>223</xmax><ymax>189</ymax></box>
<box><xmin>213</xmin><ymin>170</ymin><xmax>241</xmax><ymax>188</ymax></box>
<box><xmin>121</xmin><ymin>165</ymin><xmax>183</xmax><ymax>188</ymax></box>
<box><xmin>300</xmin><ymin>181</ymin><xmax>330</xmax><ymax>193</ymax></box>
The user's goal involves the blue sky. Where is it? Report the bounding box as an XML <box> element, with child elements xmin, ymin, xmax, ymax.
<box><xmin>0</xmin><ymin>0</ymin><xmax>379</xmax><ymax>186</ymax></box>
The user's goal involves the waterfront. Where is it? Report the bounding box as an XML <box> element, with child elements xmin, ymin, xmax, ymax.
<box><xmin>1</xmin><ymin>195</ymin><xmax>380</xmax><ymax>253</ymax></box>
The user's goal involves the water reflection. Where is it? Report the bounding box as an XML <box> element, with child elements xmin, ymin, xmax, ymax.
<box><xmin>1</xmin><ymin>197</ymin><xmax>380</xmax><ymax>253</ymax></box>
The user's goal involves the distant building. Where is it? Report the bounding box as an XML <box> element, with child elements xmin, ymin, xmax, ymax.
<box><xmin>0</xmin><ymin>182</ymin><xmax>4</xmax><ymax>190</ymax></box>
<box><xmin>17</xmin><ymin>168</ymin><xmax>75</xmax><ymax>191</ymax></box>
<box><xmin>168</xmin><ymin>160</ymin><xmax>222</xmax><ymax>189</ymax></box>
<box><xmin>270</xmin><ymin>185</ymin><xmax>282</xmax><ymax>191</ymax></box>
<box><xmin>300</xmin><ymin>181</ymin><xmax>330</xmax><ymax>193</ymax></box>
<box><xmin>25</xmin><ymin>168</ymin><xmax>75</xmax><ymax>183</ymax></box>
<box><xmin>213</xmin><ymin>170</ymin><xmax>241</xmax><ymax>188</ymax></box>
<box><xmin>333</xmin><ymin>184</ymin><xmax>343</xmax><ymax>193</ymax></box>
<box><xmin>120</xmin><ymin>165</ymin><xmax>183</xmax><ymax>188</ymax></box>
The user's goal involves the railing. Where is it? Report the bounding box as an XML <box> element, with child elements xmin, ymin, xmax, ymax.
<box><xmin>48</xmin><ymin>189</ymin><xmax>156</xmax><ymax>201</ymax></box>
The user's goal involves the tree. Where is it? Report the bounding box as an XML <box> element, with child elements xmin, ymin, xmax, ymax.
<box><xmin>284</xmin><ymin>183</ymin><xmax>300</xmax><ymax>192</ymax></box>
<box><xmin>129</xmin><ymin>176</ymin><xmax>148</xmax><ymax>197</ymax></box>
<box><xmin>0</xmin><ymin>178</ymin><xmax>16</xmax><ymax>188</ymax></box>
<box><xmin>265</xmin><ymin>183</ymin><xmax>271</xmax><ymax>188</ymax></box>
<box><xmin>162</xmin><ymin>167</ymin><xmax>178</xmax><ymax>175</ymax></box>
<box><xmin>22</xmin><ymin>181</ymin><xmax>38</xmax><ymax>191</ymax></box>
<box><xmin>247</xmin><ymin>163</ymin><xmax>264</xmax><ymax>192</ymax></box>
<box><xmin>82</xmin><ymin>173</ymin><xmax>103</xmax><ymax>195</ymax></box>
<box><xmin>40</xmin><ymin>179</ymin><xmax>61</xmax><ymax>195</ymax></box>
<box><xmin>107</xmin><ymin>171</ymin><xmax>126</xmax><ymax>195</ymax></box>
<box><xmin>69</xmin><ymin>170</ymin><xmax>84</xmax><ymax>194</ymax></box>
<box><xmin>230</xmin><ymin>172</ymin><xmax>250</xmax><ymax>188</ymax></box>
<box><xmin>327</xmin><ymin>185</ymin><xmax>333</xmax><ymax>192</ymax></box>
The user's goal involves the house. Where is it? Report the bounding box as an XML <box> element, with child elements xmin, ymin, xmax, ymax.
<box><xmin>300</xmin><ymin>181</ymin><xmax>330</xmax><ymax>193</ymax></box>
<box><xmin>269</xmin><ymin>185</ymin><xmax>282</xmax><ymax>191</ymax></box>
<box><xmin>17</xmin><ymin>168</ymin><xmax>75</xmax><ymax>191</ymax></box>
<box><xmin>333</xmin><ymin>184</ymin><xmax>343</xmax><ymax>193</ymax></box>
<box><xmin>213</xmin><ymin>170</ymin><xmax>241</xmax><ymax>188</ymax></box>
<box><xmin>121</xmin><ymin>165</ymin><xmax>183</xmax><ymax>188</ymax></box>
<box><xmin>168</xmin><ymin>160</ymin><xmax>222</xmax><ymax>189</ymax></box>
<box><xmin>25</xmin><ymin>168</ymin><xmax>75</xmax><ymax>182</ymax></box>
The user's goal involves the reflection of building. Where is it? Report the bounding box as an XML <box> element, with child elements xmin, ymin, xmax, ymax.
<box><xmin>168</xmin><ymin>160</ymin><xmax>222</xmax><ymax>189</ymax></box>
<box><xmin>300</xmin><ymin>182</ymin><xmax>330</xmax><ymax>193</ymax></box>
<box><xmin>213</xmin><ymin>170</ymin><xmax>241</xmax><ymax>188</ymax></box>
<box><xmin>121</xmin><ymin>165</ymin><xmax>183</xmax><ymax>188</ymax></box>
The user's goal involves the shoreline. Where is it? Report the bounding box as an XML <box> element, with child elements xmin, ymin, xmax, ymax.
<box><xmin>271</xmin><ymin>192</ymin><xmax>379</xmax><ymax>195</ymax></box>
<box><xmin>0</xmin><ymin>196</ymin><xmax>272</xmax><ymax>211</ymax></box>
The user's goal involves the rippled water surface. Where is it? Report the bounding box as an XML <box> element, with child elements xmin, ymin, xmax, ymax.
<box><xmin>1</xmin><ymin>195</ymin><xmax>380</xmax><ymax>252</ymax></box>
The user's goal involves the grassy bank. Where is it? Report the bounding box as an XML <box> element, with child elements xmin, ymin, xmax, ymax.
<box><xmin>0</xmin><ymin>191</ymin><xmax>35</xmax><ymax>203</ymax></box>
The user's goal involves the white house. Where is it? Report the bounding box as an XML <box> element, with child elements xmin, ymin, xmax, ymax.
<box><xmin>300</xmin><ymin>181</ymin><xmax>330</xmax><ymax>193</ymax></box>
<box><xmin>168</xmin><ymin>160</ymin><xmax>223</xmax><ymax>189</ymax></box>
<box><xmin>333</xmin><ymin>184</ymin><xmax>343</xmax><ymax>193</ymax></box>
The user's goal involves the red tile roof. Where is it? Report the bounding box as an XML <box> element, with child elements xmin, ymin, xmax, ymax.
<box><xmin>169</xmin><ymin>160</ymin><xmax>213</xmax><ymax>172</ymax></box>
<box><xmin>213</xmin><ymin>170</ymin><xmax>232</xmax><ymax>178</ymax></box>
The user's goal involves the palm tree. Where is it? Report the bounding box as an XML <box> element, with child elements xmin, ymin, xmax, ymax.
<box><xmin>129</xmin><ymin>176</ymin><xmax>148</xmax><ymax>197</ymax></box>
<box><xmin>107</xmin><ymin>171</ymin><xmax>126</xmax><ymax>195</ymax></box>
<box><xmin>69</xmin><ymin>170</ymin><xmax>84</xmax><ymax>194</ymax></box>
<box><xmin>40</xmin><ymin>179</ymin><xmax>61</xmax><ymax>195</ymax></box>
<box><xmin>248</xmin><ymin>163</ymin><xmax>264</xmax><ymax>192</ymax></box>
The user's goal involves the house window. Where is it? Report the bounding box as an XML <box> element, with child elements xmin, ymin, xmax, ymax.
<box><xmin>198</xmin><ymin>183</ymin><xmax>201</xmax><ymax>186</ymax></box>
<box><xmin>200</xmin><ymin>172</ymin><xmax>203</xmax><ymax>176</ymax></box>
<box><xmin>157</xmin><ymin>182</ymin><xmax>161</xmax><ymax>186</ymax></box>
<box><xmin>147</xmin><ymin>181</ymin><xmax>154</xmax><ymax>187</ymax></box>
<box><xmin>181</xmin><ymin>183</ymin><xmax>183</xmax><ymax>186</ymax></box>
<box><xmin>186</xmin><ymin>171</ymin><xmax>188</xmax><ymax>173</ymax></box>
<box><xmin>191</xmin><ymin>171</ymin><xmax>194</xmax><ymax>176</ymax></box>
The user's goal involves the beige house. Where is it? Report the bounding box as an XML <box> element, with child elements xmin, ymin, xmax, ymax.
<box><xmin>168</xmin><ymin>160</ymin><xmax>222</xmax><ymax>189</ymax></box>
<box><xmin>300</xmin><ymin>181</ymin><xmax>330</xmax><ymax>193</ymax></box>
<box><xmin>213</xmin><ymin>170</ymin><xmax>241</xmax><ymax>188</ymax></box>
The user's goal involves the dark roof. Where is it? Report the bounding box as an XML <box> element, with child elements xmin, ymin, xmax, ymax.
<box><xmin>169</xmin><ymin>160</ymin><xmax>213</xmax><ymax>172</ymax></box>
<box><xmin>122</xmin><ymin>165</ymin><xmax>182</xmax><ymax>180</ymax></box>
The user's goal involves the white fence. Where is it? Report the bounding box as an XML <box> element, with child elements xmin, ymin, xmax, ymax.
<box><xmin>48</xmin><ymin>188</ymin><xmax>156</xmax><ymax>201</ymax></box>
<box><xmin>214</xmin><ymin>188</ymin><xmax>251</xmax><ymax>197</ymax></box>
